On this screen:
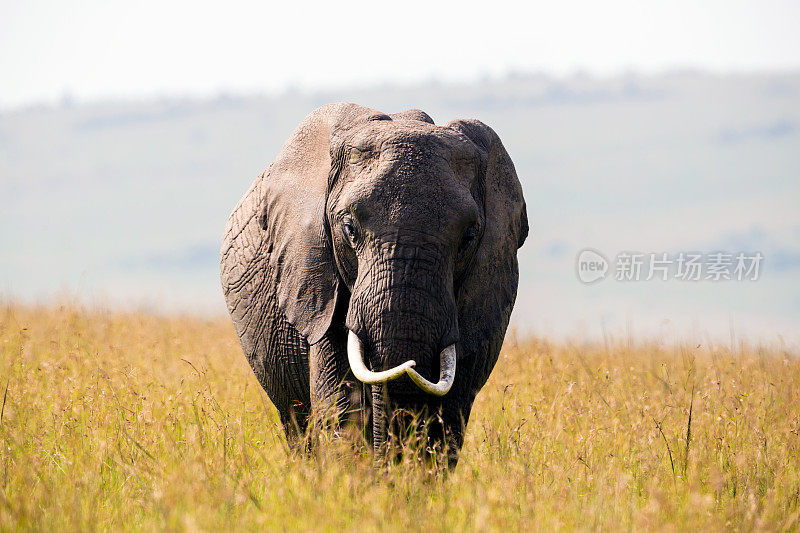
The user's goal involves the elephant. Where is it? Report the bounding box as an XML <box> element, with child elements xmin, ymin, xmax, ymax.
<box><xmin>220</xmin><ymin>103</ymin><xmax>528</xmax><ymax>466</ymax></box>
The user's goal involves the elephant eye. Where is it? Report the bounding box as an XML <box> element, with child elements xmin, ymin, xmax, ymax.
<box><xmin>459</xmin><ymin>225</ymin><xmax>477</xmax><ymax>253</ymax></box>
<box><xmin>342</xmin><ymin>218</ymin><xmax>359</xmax><ymax>244</ymax></box>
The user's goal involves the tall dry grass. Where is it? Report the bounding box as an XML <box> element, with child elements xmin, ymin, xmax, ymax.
<box><xmin>0</xmin><ymin>302</ymin><xmax>798</xmax><ymax>530</ymax></box>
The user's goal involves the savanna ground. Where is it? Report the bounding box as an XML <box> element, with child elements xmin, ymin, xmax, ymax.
<box><xmin>0</xmin><ymin>302</ymin><xmax>798</xmax><ymax>531</ymax></box>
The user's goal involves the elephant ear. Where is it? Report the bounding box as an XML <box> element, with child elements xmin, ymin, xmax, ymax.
<box><xmin>445</xmin><ymin>119</ymin><xmax>529</xmax><ymax>389</ymax></box>
<box><xmin>222</xmin><ymin>103</ymin><xmax>381</xmax><ymax>345</ymax></box>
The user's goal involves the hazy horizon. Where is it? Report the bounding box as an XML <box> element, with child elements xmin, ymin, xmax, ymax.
<box><xmin>3</xmin><ymin>0</ymin><xmax>800</xmax><ymax>109</ymax></box>
<box><xmin>3</xmin><ymin>66</ymin><xmax>800</xmax><ymax>114</ymax></box>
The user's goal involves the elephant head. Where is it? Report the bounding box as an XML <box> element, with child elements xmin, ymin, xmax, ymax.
<box><xmin>221</xmin><ymin>103</ymin><xmax>527</xmax><ymax>461</ymax></box>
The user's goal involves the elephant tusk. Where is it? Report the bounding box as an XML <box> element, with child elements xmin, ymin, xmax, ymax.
<box><xmin>405</xmin><ymin>344</ymin><xmax>456</xmax><ymax>397</ymax></box>
<box><xmin>346</xmin><ymin>331</ymin><xmax>456</xmax><ymax>396</ymax></box>
<box><xmin>347</xmin><ymin>331</ymin><xmax>417</xmax><ymax>384</ymax></box>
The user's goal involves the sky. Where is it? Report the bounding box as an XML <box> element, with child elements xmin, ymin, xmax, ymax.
<box><xmin>2</xmin><ymin>0</ymin><xmax>800</xmax><ymax>109</ymax></box>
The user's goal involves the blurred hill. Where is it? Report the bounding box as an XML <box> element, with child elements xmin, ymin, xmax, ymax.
<box><xmin>1</xmin><ymin>71</ymin><xmax>799</xmax><ymax>341</ymax></box>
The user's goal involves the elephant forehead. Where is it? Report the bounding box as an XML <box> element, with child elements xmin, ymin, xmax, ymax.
<box><xmin>339</xmin><ymin>122</ymin><xmax>482</xmax><ymax>227</ymax></box>
<box><xmin>347</xmin><ymin>133</ymin><xmax>479</xmax><ymax>197</ymax></box>
<box><xmin>344</xmin><ymin>159</ymin><xmax>479</xmax><ymax>233</ymax></box>
<box><xmin>347</xmin><ymin>121</ymin><xmax>480</xmax><ymax>162</ymax></box>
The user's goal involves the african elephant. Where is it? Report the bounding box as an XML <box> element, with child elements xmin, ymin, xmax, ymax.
<box><xmin>220</xmin><ymin>103</ymin><xmax>527</xmax><ymax>465</ymax></box>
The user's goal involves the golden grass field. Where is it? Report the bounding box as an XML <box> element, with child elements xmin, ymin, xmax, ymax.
<box><xmin>1</xmin><ymin>302</ymin><xmax>798</xmax><ymax>531</ymax></box>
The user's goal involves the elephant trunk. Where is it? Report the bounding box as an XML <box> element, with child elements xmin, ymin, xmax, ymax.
<box><xmin>343</xmin><ymin>243</ymin><xmax>459</xmax><ymax>455</ymax></box>
<box><xmin>372</xmin><ymin>383</ymin><xmax>387</xmax><ymax>455</ymax></box>
<box><xmin>341</xmin><ymin>239</ymin><xmax>461</xmax><ymax>451</ymax></box>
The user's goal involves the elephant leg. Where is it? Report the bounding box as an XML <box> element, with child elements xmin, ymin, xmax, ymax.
<box><xmin>251</xmin><ymin>325</ymin><xmax>312</xmax><ymax>445</ymax></box>
<box><xmin>440</xmin><ymin>398</ymin><xmax>475</xmax><ymax>468</ymax></box>
<box><xmin>237</xmin><ymin>283</ymin><xmax>312</xmax><ymax>446</ymax></box>
<box><xmin>309</xmin><ymin>323</ymin><xmax>360</xmax><ymax>430</ymax></box>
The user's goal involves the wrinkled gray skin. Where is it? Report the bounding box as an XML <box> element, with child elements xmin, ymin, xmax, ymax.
<box><xmin>220</xmin><ymin>103</ymin><xmax>527</xmax><ymax>466</ymax></box>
